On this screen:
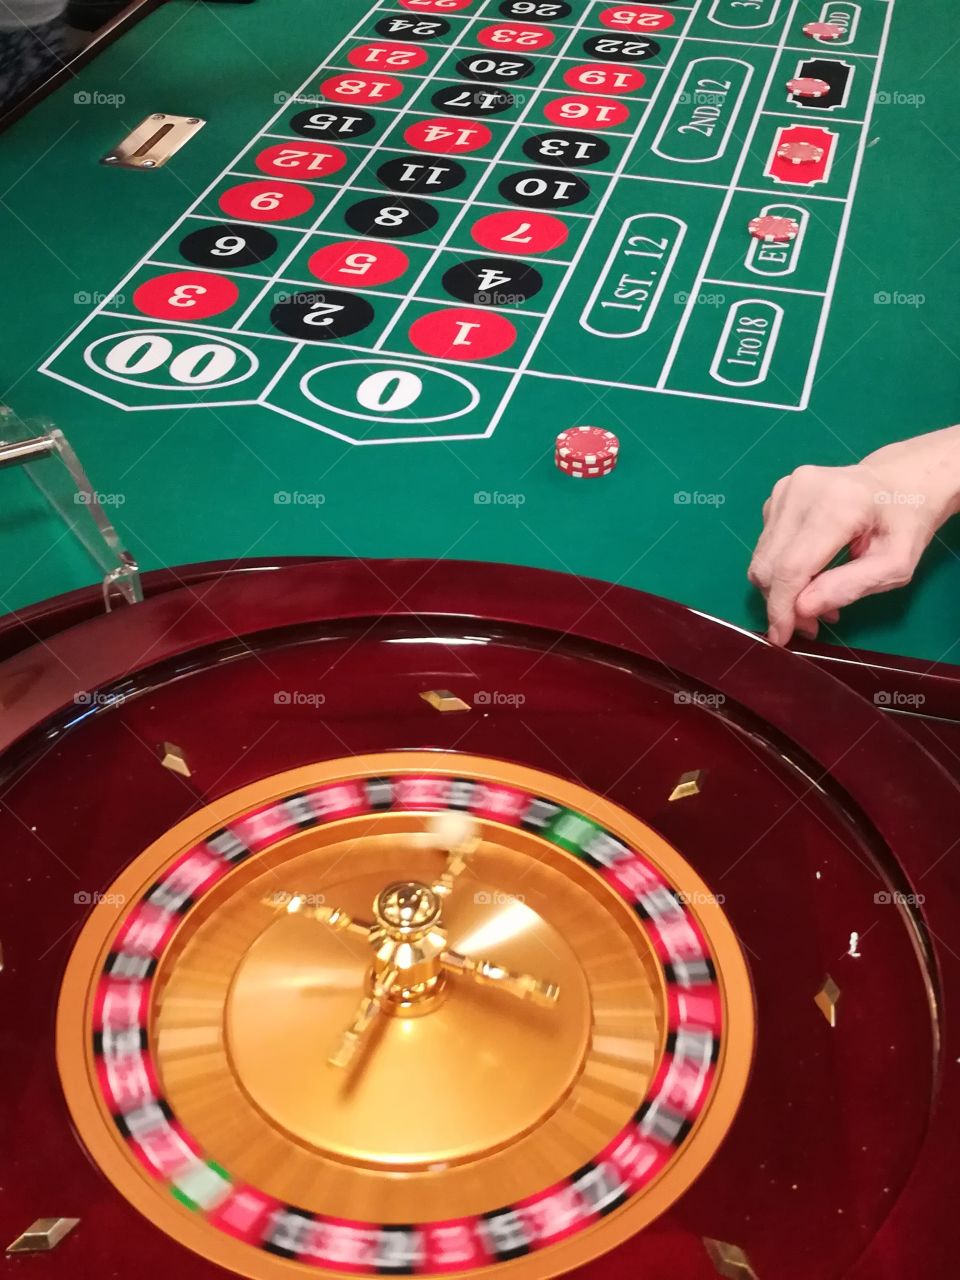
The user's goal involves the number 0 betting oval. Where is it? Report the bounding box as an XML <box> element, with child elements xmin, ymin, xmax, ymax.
<box><xmin>57</xmin><ymin>752</ymin><xmax>754</xmax><ymax>1280</ymax></box>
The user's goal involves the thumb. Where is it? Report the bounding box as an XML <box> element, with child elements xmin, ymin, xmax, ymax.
<box><xmin>796</xmin><ymin>542</ymin><xmax>921</xmax><ymax>616</ymax></box>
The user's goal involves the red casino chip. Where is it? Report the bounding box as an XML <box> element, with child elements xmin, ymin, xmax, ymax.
<box><xmin>544</xmin><ymin>96</ymin><xmax>630</xmax><ymax>130</ymax></box>
<box><xmin>470</xmin><ymin>209</ymin><xmax>569</xmax><ymax>256</ymax></box>
<box><xmin>787</xmin><ymin>76</ymin><xmax>831</xmax><ymax>98</ymax></box>
<box><xmin>219</xmin><ymin>180</ymin><xmax>315</xmax><ymax>222</ymax></box>
<box><xmin>133</xmin><ymin>271</ymin><xmax>240</xmax><ymax>322</ymax></box>
<box><xmin>307</xmin><ymin>240</ymin><xmax>409</xmax><ymax>287</ymax></box>
<box><xmin>777</xmin><ymin>140</ymin><xmax>824</xmax><ymax>165</ymax></box>
<box><xmin>555</xmin><ymin>426</ymin><xmax>620</xmax><ymax>465</ymax></box>
<box><xmin>555</xmin><ymin>451</ymin><xmax>618</xmax><ymax>479</ymax></box>
<box><xmin>477</xmin><ymin>23</ymin><xmax>555</xmax><ymax>52</ymax></box>
<box><xmin>404</xmin><ymin>117</ymin><xmax>493</xmax><ymax>154</ymax></box>
<box><xmin>802</xmin><ymin>21</ymin><xmax>843</xmax><ymax>39</ymax></box>
<box><xmin>599</xmin><ymin>5</ymin><xmax>675</xmax><ymax>31</ymax></box>
<box><xmin>320</xmin><ymin>72</ymin><xmax>405</xmax><ymax>104</ymax></box>
<box><xmin>254</xmin><ymin>142</ymin><xmax>348</xmax><ymax>179</ymax></box>
<box><xmin>408</xmin><ymin>307</ymin><xmax>517</xmax><ymax>361</ymax></box>
<box><xmin>347</xmin><ymin>42</ymin><xmax>429</xmax><ymax>71</ymax></box>
<box><xmin>748</xmin><ymin>214</ymin><xmax>800</xmax><ymax>243</ymax></box>
<box><xmin>563</xmin><ymin>63</ymin><xmax>646</xmax><ymax>95</ymax></box>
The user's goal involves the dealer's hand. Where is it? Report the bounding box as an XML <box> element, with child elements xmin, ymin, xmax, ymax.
<box><xmin>749</xmin><ymin>425</ymin><xmax>960</xmax><ymax>645</ymax></box>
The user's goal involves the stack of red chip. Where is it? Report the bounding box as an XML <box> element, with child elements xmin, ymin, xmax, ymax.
<box><xmin>555</xmin><ymin>426</ymin><xmax>620</xmax><ymax>478</ymax></box>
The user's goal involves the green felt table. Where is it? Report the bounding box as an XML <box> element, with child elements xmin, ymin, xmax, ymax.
<box><xmin>1</xmin><ymin>0</ymin><xmax>958</xmax><ymax>662</ymax></box>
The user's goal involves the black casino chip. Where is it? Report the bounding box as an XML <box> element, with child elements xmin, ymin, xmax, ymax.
<box><xmin>178</xmin><ymin>223</ymin><xmax>278</xmax><ymax>269</ymax></box>
<box><xmin>376</xmin><ymin>154</ymin><xmax>466</xmax><ymax>194</ymax></box>
<box><xmin>270</xmin><ymin>289</ymin><xmax>374</xmax><ymax>341</ymax></box>
<box><xmin>344</xmin><ymin>195</ymin><xmax>440</xmax><ymax>239</ymax></box>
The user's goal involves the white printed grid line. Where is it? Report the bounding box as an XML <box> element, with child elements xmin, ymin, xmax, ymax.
<box><xmin>797</xmin><ymin>0</ymin><xmax>895</xmax><ymax>409</ymax></box>
<box><xmin>38</xmin><ymin>0</ymin><xmax>397</xmax><ymax>373</ymax></box>
<box><xmin>47</xmin><ymin>304</ymin><xmax>804</xmax><ymax>412</ymax></box>
<box><xmin>254</xmin><ymin>97</ymin><xmax>639</xmax><ymax>136</ymax></box>
<box><xmin>230</xmin><ymin>0</ymin><xmax>497</xmax><ymax>334</ymax></box>
<box><xmin>320</xmin><ymin>64</ymin><xmax>657</xmax><ymax>103</ymax></box>
<box><xmin>224</xmin><ymin>174</ymin><xmax>598</xmax><ymax>218</ymax></box>
<box><xmin>658</xmin><ymin>0</ymin><xmax>894</xmax><ymax>404</ymax></box>
<box><xmin>761</xmin><ymin>110</ymin><xmax>865</xmax><ymax>125</ymax></box>
<box><xmin>701</xmin><ymin>277</ymin><xmax>826</xmax><ymax>297</ymax></box>
<box><xmin>479</xmin><ymin>0</ymin><xmax>706</xmax><ymax>434</ymax></box>
<box><xmin>101</xmin><ymin>311</ymin><xmax>527</xmax><ymax>372</ymax></box>
<box><xmin>372</xmin><ymin>0</ymin><xmax>659</xmax><ymax>353</ymax></box>
<box><xmin>167</xmin><ymin>216</ymin><xmax>577</xmax><ymax>265</ymax></box>
<box><xmin>39</xmin><ymin>0</ymin><xmax>890</xmax><ymax>420</ymax></box>
<box><xmin>259</xmin><ymin>134</ymin><xmax>622</xmax><ymax>176</ymax></box>
<box><xmin>135</xmin><ymin>259</ymin><xmax>551</xmax><ymax>314</ymax></box>
<box><xmin>657</xmin><ymin>0</ymin><xmax>804</xmax><ymax>390</ymax></box>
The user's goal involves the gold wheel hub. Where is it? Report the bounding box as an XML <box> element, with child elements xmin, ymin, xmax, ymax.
<box><xmin>57</xmin><ymin>753</ymin><xmax>754</xmax><ymax>1280</ymax></box>
<box><xmin>221</xmin><ymin>840</ymin><xmax>596</xmax><ymax>1167</ymax></box>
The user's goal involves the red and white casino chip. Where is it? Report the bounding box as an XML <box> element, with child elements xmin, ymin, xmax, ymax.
<box><xmin>555</xmin><ymin>425</ymin><xmax>620</xmax><ymax>466</ymax></box>
<box><xmin>802</xmin><ymin>21</ymin><xmax>843</xmax><ymax>40</ymax></box>
<box><xmin>777</xmin><ymin>140</ymin><xmax>825</xmax><ymax>165</ymax></box>
<box><xmin>555</xmin><ymin>452</ymin><xmax>618</xmax><ymax>479</ymax></box>
<box><xmin>748</xmin><ymin>214</ymin><xmax>800</xmax><ymax>243</ymax></box>
<box><xmin>787</xmin><ymin>77</ymin><xmax>831</xmax><ymax>98</ymax></box>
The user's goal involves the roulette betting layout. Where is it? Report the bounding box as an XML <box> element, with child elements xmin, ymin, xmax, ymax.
<box><xmin>32</xmin><ymin>0</ymin><xmax>894</xmax><ymax>435</ymax></box>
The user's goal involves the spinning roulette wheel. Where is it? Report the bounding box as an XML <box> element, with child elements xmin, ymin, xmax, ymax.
<box><xmin>2</xmin><ymin>559</ymin><xmax>959</xmax><ymax>1280</ymax></box>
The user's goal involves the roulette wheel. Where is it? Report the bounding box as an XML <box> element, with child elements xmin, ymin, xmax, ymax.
<box><xmin>2</xmin><ymin>558</ymin><xmax>959</xmax><ymax>1280</ymax></box>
